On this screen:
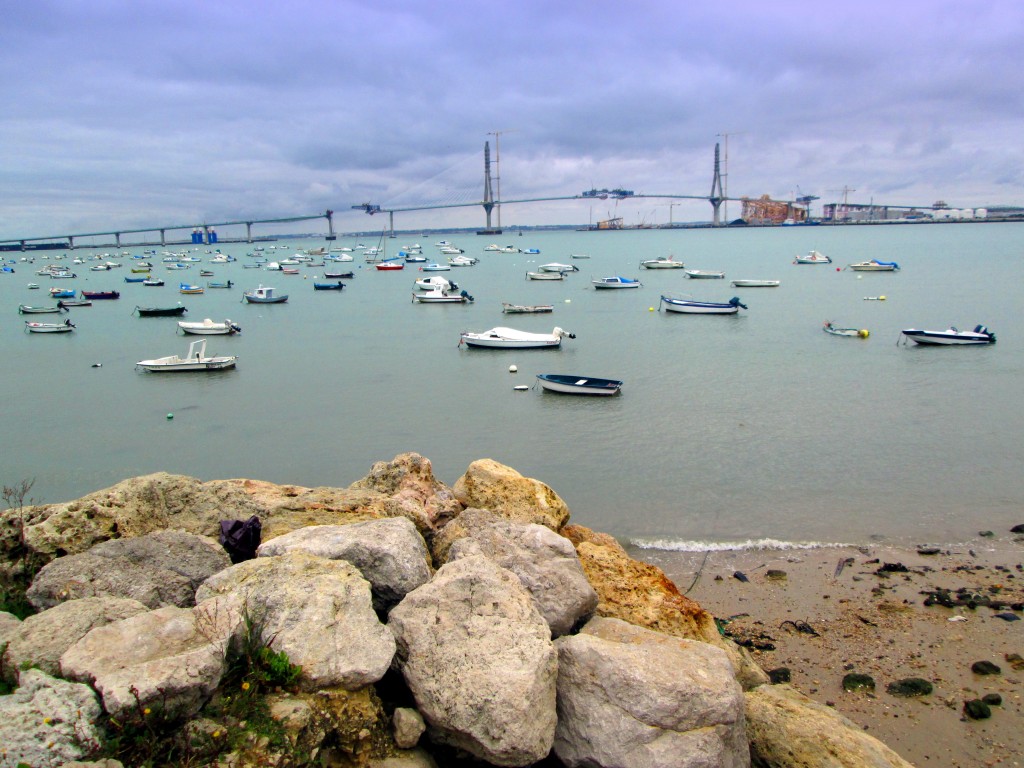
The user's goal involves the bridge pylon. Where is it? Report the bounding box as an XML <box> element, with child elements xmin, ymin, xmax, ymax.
<box><xmin>478</xmin><ymin>140</ymin><xmax>501</xmax><ymax>234</ymax></box>
<box><xmin>709</xmin><ymin>143</ymin><xmax>725</xmax><ymax>226</ymax></box>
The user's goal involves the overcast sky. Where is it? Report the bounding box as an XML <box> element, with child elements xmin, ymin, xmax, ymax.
<box><xmin>2</xmin><ymin>0</ymin><xmax>1022</xmax><ymax>241</ymax></box>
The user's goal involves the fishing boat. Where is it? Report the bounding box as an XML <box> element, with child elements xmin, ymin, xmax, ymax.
<box><xmin>899</xmin><ymin>325</ymin><xmax>996</xmax><ymax>346</ymax></box>
<box><xmin>18</xmin><ymin>304</ymin><xmax>66</xmax><ymax>314</ymax></box>
<box><xmin>243</xmin><ymin>285</ymin><xmax>288</xmax><ymax>303</ymax></box>
<box><xmin>49</xmin><ymin>288</ymin><xmax>76</xmax><ymax>298</ymax></box>
<box><xmin>570</xmin><ymin>253</ymin><xmax>590</xmax><ymax>260</ymax></box>
<box><xmin>415</xmin><ymin>276</ymin><xmax>458</xmax><ymax>292</ymax></box>
<box><xmin>25</xmin><ymin>319</ymin><xmax>75</xmax><ymax>333</ymax></box>
<box><xmin>177</xmin><ymin>318</ymin><xmax>242</xmax><ymax>335</ymax></box>
<box><xmin>81</xmin><ymin>290</ymin><xmax>120</xmax><ymax>300</ymax></box>
<box><xmin>178</xmin><ymin>283</ymin><xmax>204</xmax><ymax>295</ymax></box>
<box><xmin>683</xmin><ymin>270</ymin><xmax>725</xmax><ymax>279</ymax></box>
<box><xmin>199</xmin><ymin>269</ymin><xmax>215</xmax><ymax>277</ymax></box>
<box><xmin>502</xmin><ymin>303</ymin><xmax>554</xmax><ymax>314</ymax></box>
<box><xmin>848</xmin><ymin>259</ymin><xmax>900</xmax><ymax>271</ymax></box>
<box><xmin>281</xmin><ymin>267</ymin><xmax>300</xmax><ymax>275</ymax></box>
<box><xmin>794</xmin><ymin>250</ymin><xmax>832</xmax><ymax>264</ymax></box>
<box><xmin>136</xmin><ymin>338</ymin><xmax>236</xmax><ymax>372</ymax></box>
<box><xmin>527</xmin><ymin>271</ymin><xmax>565</xmax><ymax>281</ymax></box>
<box><xmin>640</xmin><ymin>256</ymin><xmax>686</xmax><ymax>269</ymax></box>
<box><xmin>659</xmin><ymin>295</ymin><xmax>747</xmax><ymax>314</ymax></box>
<box><xmin>206</xmin><ymin>280</ymin><xmax>234</xmax><ymax>289</ymax></box>
<box><xmin>123</xmin><ymin>276</ymin><xmax>147</xmax><ymax>283</ymax></box>
<box><xmin>592</xmin><ymin>276</ymin><xmax>642</xmax><ymax>289</ymax></box>
<box><xmin>459</xmin><ymin>326</ymin><xmax>575</xmax><ymax>349</ymax></box>
<box><xmin>823</xmin><ymin>321</ymin><xmax>869</xmax><ymax>338</ymax></box>
<box><xmin>56</xmin><ymin>299</ymin><xmax>90</xmax><ymax>307</ymax></box>
<box><xmin>538</xmin><ymin>263</ymin><xmax>577</xmax><ymax>273</ymax></box>
<box><xmin>312</xmin><ymin>281</ymin><xmax>346</xmax><ymax>291</ymax></box>
<box><xmin>142</xmin><ymin>277</ymin><xmax>165</xmax><ymax>286</ymax></box>
<box><xmin>731</xmin><ymin>279</ymin><xmax>780</xmax><ymax>288</ymax></box>
<box><xmin>135</xmin><ymin>304</ymin><xmax>188</xmax><ymax>317</ymax></box>
<box><xmin>421</xmin><ymin>263</ymin><xmax>451</xmax><ymax>272</ymax></box>
<box><xmin>412</xmin><ymin>289</ymin><xmax>475</xmax><ymax>304</ymax></box>
<box><xmin>375</xmin><ymin>260</ymin><xmax>405</xmax><ymax>271</ymax></box>
<box><xmin>536</xmin><ymin>374</ymin><xmax>623</xmax><ymax>396</ymax></box>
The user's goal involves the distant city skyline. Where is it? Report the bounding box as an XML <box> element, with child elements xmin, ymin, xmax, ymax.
<box><xmin>2</xmin><ymin>1</ymin><xmax>1022</xmax><ymax>240</ymax></box>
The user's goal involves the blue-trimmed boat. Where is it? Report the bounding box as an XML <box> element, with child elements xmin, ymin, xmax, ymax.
<box><xmin>660</xmin><ymin>295</ymin><xmax>747</xmax><ymax>314</ymax></box>
<box><xmin>536</xmin><ymin>374</ymin><xmax>623</xmax><ymax>396</ymax></box>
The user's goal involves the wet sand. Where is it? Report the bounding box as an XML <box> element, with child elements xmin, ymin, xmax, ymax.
<box><xmin>637</xmin><ymin>539</ymin><xmax>1024</xmax><ymax>767</ymax></box>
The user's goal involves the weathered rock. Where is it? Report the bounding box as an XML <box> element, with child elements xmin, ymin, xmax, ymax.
<box><xmin>842</xmin><ymin>672</ymin><xmax>876</xmax><ymax>692</ymax></box>
<box><xmin>26</xmin><ymin>552</ymin><xmax>196</xmax><ymax>610</ymax></box>
<box><xmin>1</xmin><ymin>595</ymin><xmax>149</xmax><ymax>682</ymax></box>
<box><xmin>554</xmin><ymin>617</ymin><xmax>748</xmax><ymax>768</ymax></box>
<box><xmin>963</xmin><ymin>699</ymin><xmax>992</xmax><ymax>719</ymax></box>
<box><xmin>746</xmin><ymin>684</ymin><xmax>915</xmax><ymax>767</ymax></box>
<box><xmin>429</xmin><ymin>507</ymin><xmax>502</xmax><ymax>564</ymax></box>
<box><xmin>446</xmin><ymin>516</ymin><xmax>597</xmax><ymax>637</ymax></box>
<box><xmin>348</xmin><ymin>452</ymin><xmax>463</xmax><ymax>535</ymax></box>
<box><xmin>451</xmin><ymin>459</ymin><xmax>570</xmax><ymax>530</ymax></box>
<box><xmin>982</xmin><ymin>692</ymin><xmax>1003</xmax><ymax>706</ymax></box>
<box><xmin>564</xmin><ymin>524</ymin><xmax>769</xmax><ymax>689</ymax></box>
<box><xmin>0</xmin><ymin>609</ymin><xmax>21</xmax><ymax>644</ymax></box>
<box><xmin>195</xmin><ymin>551</ymin><xmax>395</xmax><ymax>691</ymax></box>
<box><xmin>26</xmin><ymin>530</ymin><xmax>230</xmax><ymax>610</ymax></box>
<box><xmin>388</xmin><ymin>555</ymin><xmax>557</xmax><ymax>767</ymax></box>
<box><xmin>257</xmin><ymin>517</ymin><xmax>433</xmax><ymax>611</ymax></box>
<box><xmin>60</xmin><ymin>598</ymin><xmax>240</xmax><ymax>719</ymax></box>
<box><xmin>971</xmin><ymin>660</ymin><xmax>1001</xmax><ymax>675</ymax></box>
<box><xmin>1010</xmin><ymin>523</ymin><xmax>1024</xmax><ymax>534</ymax></box>
<box><xmin>886</xmin><ymin>677</ymin><xmax>933</xmax><ymax>697</ymax></box>
<box><xmin>393</xmin><ymin>706</ymin><xmax>426</xmax><ymax>749</ymax></box>
<box><xmin>767</xmin><ymin>667</ymin><xmax>791</xmax><ymax>684</ymax></box>
<box><xmin>61</xmin><ymin>761</ymin><xmax>124</xmax><ymax>768</ymax></box>
<box><xmin>370</xmin><ymin>749</ymin><xmax>438</xmax><ymax>768</ymax></box>
<box><xmin>0</xmin><ymin>669</ymin><xmax>103</xmax><ymax>768</ymax></box>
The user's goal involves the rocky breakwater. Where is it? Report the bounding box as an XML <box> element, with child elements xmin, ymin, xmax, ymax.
<box><xmin>0</xmin><ymin>453</ymin><xmax>912</xmax><ymax>767</ymax></box>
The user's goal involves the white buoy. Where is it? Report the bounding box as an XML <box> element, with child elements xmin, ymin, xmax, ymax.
<box><xmin>509</xmin><ymin>364</ymin><xmax>518</xmax><ymax>373</ymax></box>
<box><xmin>513</xmin><ymin>385</ymin><xmax>529</xmax><ymax>391</ymax></box>
<box><xmin>564</xmin><ymin>298</ymin><xmax>571</xmax><ymax>303</ymax></box>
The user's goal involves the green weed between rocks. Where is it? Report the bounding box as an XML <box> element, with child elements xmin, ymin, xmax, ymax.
<box><xmin>1</xmin><ymin>479</ymin><xmax>46</xmax><ymax>620</ymax></box>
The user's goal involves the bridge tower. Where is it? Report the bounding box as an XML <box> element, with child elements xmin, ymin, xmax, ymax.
<box><xmin>325</xmin><ymin>210</ymin><xmax>336</xmax><ymax>240</ymax></box>
<box><xmin>710</xmin><ymin>143</ymin><xmax>725</xmax><ymax>226</ymax></box>
<box><xmin>478</xmin><ymin>141</ymin><xmax>501</xmax><ymax>235</ymax></box>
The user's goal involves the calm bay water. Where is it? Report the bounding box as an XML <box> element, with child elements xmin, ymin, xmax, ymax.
<box><xmin>2</xmin><ymin>223</ymin><xmax>1022</xmax><ymax>552</ymax></box>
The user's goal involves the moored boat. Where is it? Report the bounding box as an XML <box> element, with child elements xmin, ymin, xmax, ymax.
<box><xmin>135</xmin><ymin>304</ymin><xmax>188</xmax><ymax>317</ymax></box>
<box><xmin>142</xmin><ymin>278</ymin><xmax>165</xmax><ymax>286</ymax></box>
<box><xmin>683</xmin><ymin>270</ymin><xmax>725</xmax><ymax>279</ymax></box>
<box><xmin>900</xmin><ymin>325</ymin><xmax>996</xmax><ymax>346</ymax></box>
<box><xmin>731</xmin><ymin>279</ymin><xmax>780</xmax><ymax>288</ymax></box>
<box><xmin>177</xmin><ymin>318</ymin><xmax>241</xmax><ymax>335</ymax></box>
<box><xmin>502</xmin><ymin>302</ymin><xmax>554</xmax><ymax>314</ymax></box>
<box><xmin>659</xmin><ymin>295</ymin><xmax>747</xmax><ymax>314</ymax></box>
<box><xmin>823</xmin><ymin>321</ymin><xmax>869</xmax><ymax>338</ymax></box>
<box><xmin>19</xmin><ymin>304</ymin><xmax>66</xmax><ymax>314</ymax></box>
<box><xmin>640</xmin><ymin>256</ymin><xmax>686</xmax><ymax>269</ymax></box>
<box><xmin>312</xmin><ymin>281</ymin><xmax>346</xmax><ymax>291</ymax></box>
<box><xmin>536</xmin><ymin>374</ymin><xmax>622</xmax><ymax>396</ymax></box>
<box><xmin>421</xmin><ymin>263</ymin><xmax>451</xmax><ymax>272</ymax></box>
<box><xmin>81</xmin><ymin>290</ymin><xmax>120</xmax><ymax>300</ymax></box>
<box><xmin>459</xmin><ymin>326</ymin><xmax>574</xmax><ymax>349</ymax></box>
<box><xmin>592</xmin><ymin>276</ymin><xmax>641</xmax><ymax>289</ymax></box>
<box><xmin>178</xmin><ymin>283</ymin><xmax>204</xmax><ymax>295</ymax></box>
<box><xmin>243</xmin><ymin>285</ymin><xmax>288</xmax><ymax>303</ymax></box>
<box><xmin>206</xmin><ymin>280</ymin><xmax>234</xmax><ymax>289</ymax></box>
<box><xmin>25</xmin><ymin>319</ymin><xmax>75</xmax><ymax>333</ymax></box>
<box><xmin>412</xmin><ymin>289</ymin><xmax>474</xmax><ymax>304</ymax></box>
<box><xmin>49</xmin><ymin>288</ymin><xmax>76</xmax><ymax>298</ymax></box>
<box><xmin>415</xmin><ymin>276</ymin><xmax>458</xmax><ymax>292</ymax></box>
<box><xmin>537</xmin><ymin>262</ymin><xmax>577</xmax><ymax>273</ymax></box>
<box><xmin>848</xmin><ymin>259</ymin><xmax>900</xmax><ymax>271</ymax></box>
<box><xmin>794</xmin><ymin>250</ymin><xmax>832</xmax><ymax>264</ymax></box>
<box><xmin>527</xmin><ymin>271</ymin><xmax>565</xmax><ymax>281</ymax></box>
<box><xmin>136</xmin><ymin>338</ymin><xmax>236</xmax><ymax>372</ymax></box>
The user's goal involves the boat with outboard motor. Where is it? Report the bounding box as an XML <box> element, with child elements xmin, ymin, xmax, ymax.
<box><xmin>659</xmin><ymin>295</ymin><xmax>747</xmax><ymax>314</ymax></box>
<box><xmin>412</xmin><ymin>289</ymin><xmax>474</xmax><ymax>304</ymax></box>
<box><xmin>731</xmin><ymin>279</ymin><xmax>780</xmax><ymax>288</ymax></box>
<box><xmin>459</xmin><ymin>326</ymin><xmax>575</xmax><ymax>349</ymax></box>
<box><xmin>136</xmin><ymin>338</ymin><xmax>236</xmax><ymax>372</ymax></box>
<box><xmin>684</xmin><ymin>269</ymin><xmax>725</xmax><ymax>279</ymax></box>
<box><xmin>794</xmin><ymin>250</ymin><xmax>832</xmax><ymax>264</ymax></box>
<box><xmin>177</xmin><ymin>318</ymin><xmax>242</xmax><ymax>335</ymax></box>
<box><xmin>536</xmin><ymin>374</ymin><xmax>622</xmax><ymax>396</ymax></box>
<box><xmin>592</xmin><ymin>276</ymin><xmax>642</xmax><ymax>289</ymax></box>
<box><xmin>899</xmin><ymin>325</ymin><xmax>996</xmax><ymax>346</ymax></box>
<box><xmin>848</xmin><ymin>259</ymin><xmax>900</xmax><ymax>271</ymax></box>
<box><xmin>243</xmin><ymin>285</ymin><xmax>287</xmax><ymax>303</ymax></box>
<box><xmin>25</xmin><ymin>319</ymin><xmax>75</xmax><ymax>333</ymax></box>
<box><xmin>135</xmin><ymin>304</ymin><xmax>188</xmax><ymax>317</ymax></box>
<box><xmin>640</xmin><ymin>256</ymin><xmax>686</xmax><ymax>269</ymax></box>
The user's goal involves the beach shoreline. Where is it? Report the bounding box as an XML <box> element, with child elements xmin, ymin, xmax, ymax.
<box><xmin>634</xmin><ymin>537</ymin><xmax>1024</xmax><ymax>767</ymax></box>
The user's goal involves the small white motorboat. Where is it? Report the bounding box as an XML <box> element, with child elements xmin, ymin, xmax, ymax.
<box><xmin>526</xmin><ymin>271</ymin><xmax>565</xmax><ymax>281</ymax></box>
<box><xmin>900</xmin><ymin>325</ymin><xmax>996</xmax><ymax>346</ymax></box>
<box><xmin>177</xmin><ymin>318</ymin><xmax>242</xmax><ymax>335</ymax></box>
<box><xmin>794</xmin><ymin>250</ymin><xmax>832</xmax><ymax>264</ymax></box>
<box><xmin>415</xmin><ymin>276</ymin><xmax>458</xmax><ymax>292</ymax></box>
<box><xmin>243</xmin><ymin>285</ymin><xmax>288</xmax><ymax>303</ymax></box>
<box><xmin>136</xmin><ymin>338</ymin><xmax>236</xmax><ymax>372</ymax></box>
<box><xmin>412</xmin><ymin>289</ymin><xmax>474</xmax><ymax>304</ymax></box>
<box><xmin>536</xmin><ymin>374</ymin><xmax>623</xmax><ymax>396</ymax></box>
<box><xmin>448</xmin><ymin>255</ymin><xmax>478</xmax><ymax>266</ymax></box>
<box><xmin>640</xmin><ymin>256</ymin><xmax>686</xmax><ymax>269</ymax></box>
<box><xmin>659</xmin><ymin>295</ymin><xmax>747</xmax><ymax>314</ymax></box>
<box><xmin>537</xmin><ymin>262</ymin><xmax>578</xmax><ymax>273</ymax></box>
<box><xmin>592</xmin><ymin>276</ymin><xmax>642</xmax><ymax>289</ymax></box>
<box><xmin>459</xmin><ymin>326</ymin><xmax>575</xmax><ymax>349</ymax></box>
<box><xmin>823</xmin><ymin>321</ymin><xmax>869</xmax><ymax>338</ymax></box>
<box><xmin>25</xmin><ymin>319</ymin><xmax>75</xmax><ymax>333</ymax></box>
<box><xmin>421</xmin><ymin>263</ymin><xmax>451</xmax><ymax>272</ymax></box>
<box><xmin>731</xmin><ymin>279</ymin><xmax>780</xmax><ymax>287</ymax></box>
<box><xmin>684</xmin><ymin>269</ymin><xmax>725</xmax><ymax>279</ymax></box>
<box><xmin>848</xmin><ymin>259</ymin><xmax>900</xmax><ymax>271</ymax></box>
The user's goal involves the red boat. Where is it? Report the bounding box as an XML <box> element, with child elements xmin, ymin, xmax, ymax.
<box><xmin>375</xmin><ymin>260</ymin><xmax>404</xmax><ymax>271</ymax></box>
<box><xmin>80</xmin><ymin>290</ymin><xmax>120</xmax><ymax>300</ymax></box>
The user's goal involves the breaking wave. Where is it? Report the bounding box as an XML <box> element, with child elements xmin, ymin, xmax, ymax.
<box><xmin>628</xmin><ymin>537</ymin><xmax>850</xmax><ymax>553</ymax></box>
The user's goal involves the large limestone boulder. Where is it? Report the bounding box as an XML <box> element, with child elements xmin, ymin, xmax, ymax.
<box><xmin>60</xmin><ymin>598</ymin><xmax>240</xmax><ymax>720</ymax></box>
<box><xmin>349</xmin><ymin>452</ymin><xmax>463</xmax><ymax>535</ymax></box>
<box><xmin>555</xmin><ymin>617</ymin><xmax>748</xmax><ymax>768</ymax></box>
<box><xmin>0</xmin><ymin>669</ymin><xmax>103</xmax><ymax>768</ymax></box>
<box><xmin>26</xmin><ymin>530</ymin><xmax>230</xmax><ymax>610</ymax></box>
<box><xmin>564</xmin><ymin>524</ymin><xmax>768</xmax><ymax>690</ymax></box>
<box><xmin>1</xmin><ymin>596</ymin><xmax>149</xmax><ymax>682</ymax></box>
<box><xmin>388</xmin><ymin>555</ymin><xmax>557</xmax><ymax>767</ymax></box>
<box><xmin>451</xmin><ymin>459</ymin><xmax>570</xmax><ymax>530</ymax></box>
<box><xmin>445</xmin><ymin>516</ymin><xmax>597</xmax><ymax>637</ymax></box>
<box><xmin>745</xmin><ymin>684</ymin><xmax>915</xmax><ymax>767</ymax></box>
<box><xmin>257</xmin><ymin>517</ymin><xmax>433</xmax><ymax>612</ymax></box>
<box><xmin>195</xmin><ymin>551</ymin><xmax>395</xmax><ymax>691</ymax></box>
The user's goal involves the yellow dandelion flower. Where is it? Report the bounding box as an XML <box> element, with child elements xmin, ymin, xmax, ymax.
<box><xmin>43</xmin><ymin>717</ymin><xmax>52</xmax><ymax>725</ymax></box>
<box><xmin>143</xmin><ymin>708</ymin><xmax>151</xmax><ymax>715</ymax></box>
<box><xmin>213</xmin><ymin>730</ymin><xmax>221</xmax><ymax>738</ymax></box>
<box><xmin>241</xmin><ymin>681</ymin><xmax>251</xmax><ymax>691</ymax></box>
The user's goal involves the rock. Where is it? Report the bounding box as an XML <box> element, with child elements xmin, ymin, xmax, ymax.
<box><xmin>0</xmin><ymin>669</ymin><xmax>103</xmax><ymax>768</ymax></box>
<box><xmin>451</xmin><ymin>459</ymin><xmax>570</xmax><ymax>530</ymax></box>
<box><xmin>371</xmin><ymin>749</ymin><xmax>438</xmax><ymax>768</ymax></box>
<box><xmin>971</xmin><ymin>660</ymin><xmax>1001</xmax><ymax>675</ymax></box>
<box><xmin>565</xmin><ymin>524</ymin><xmax>768</xmax><ymax>690</ymax></box>
<box><xmin>963</xmin><ymin>699</ymin><xmax>992</xmax><ymax>719</ymax></box>
<box><xmin>195</xmin><ymin>551</ymin><xmax>396</xmax><ymax>691</ymax></box>
<box><xmin>0</xmin><ymin>610</ymin><xmax>21</xmax><ymax>648</ymax></box>
<box><xmin>733</xmin><ymin>570</ymin><xmax>749</xmax><ymax>582</ymax></box>
<box><xmin>767</xmin><ymin>667</ymin><xmax>791</xmax><ymax>684</ymax></box>
<box><xmin>26</xmin><ymin>530</ymin><xmax>230</xmax><ymax>610</ymax></box>
<box><xmin>388</xmin><ymin>555</ymin><xmax>557</xmax><ymax>767</ymax></box>
<box><xmin>429</xmin><ymin>507</ymin><xmax>502</xmax><ymax>564</ymax></box>
<box><xmin>993</xmin><ymin>612</ymin><xmax>1021</xmax><ymax>621</ymax></box>
<box><xmin>554</xmin><ymin>617</ymin><xmax>748</xmax><ymax>768</ymax></box>
<box><xmin>348</xmin><ymin>452</ymin><xmax>463</xmax><ymax>535</ymax></box>
<box><xmin>765</xmin><ymin>569</ymin><xmax>787</xmax><ymax>581</ymax></box>
<box><xmin>978</xmin><ymin>530</ymin><xmax>995</xmax><ymax>538</ymax></box>
<box><xmin>886</xmin><ymin>677</ymin><xmax>933</xmax><ymax>697</ymax></box>
<box><xmin>1</xmin><ymin>596</ymin><xmax>149</xmax><ymax>682</ymax></box>
<box><xmin>746</xmin><ymin>684</ymin><xmax>915</xmax><ymax>767</ymax></box>
<box><xmin>916</xmin><ymin>547</ymin><xmax>941</xmax><ymax>555</ymax></box>
<box><xmin>445</xmin><ymin>516</ymin><xmax>597</xmax><ymax>637</ymax></box>
<box><xmin>842</xmin><ymin>672</ymin><xmax>876</xmax><ymax>692</ymax></box>
<box><xmin>60</xmin><ymin>598</ymin><xmax>240</xmax><ymax>720</ymax></box>
<box><xmin>1005</xmin><ymin>652</ymin><xmax>1024</xmax><ymax>670</ymax></box>
<box><xmin>982</xmin><ymin>693</ymin><xmax>1003</xmax><ymax>706</ymax></box>
<box><xmin>393</xmin><ymin>707</ymin><xmax>426</xmax><ymax>749</ymax></box>
<box><xmin>61</xmin><ymin>761</ymin><xmax>124</xmax><ymax>768</ymax></box>
<box><xmin>257</xmin><ymin>517</ymin><xmax>433</xmax><ymax>611</ymax></box>
<box><xmin>1010</xmin><ymin>524</ymin><xmax>1024</xmax><ymax>534</ymax></box>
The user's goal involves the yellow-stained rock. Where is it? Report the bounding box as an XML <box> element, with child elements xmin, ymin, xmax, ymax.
<box><xmin>451</xmin><ymin>459</ymin><xmax>569</xmax><ymax>531</ymax></box>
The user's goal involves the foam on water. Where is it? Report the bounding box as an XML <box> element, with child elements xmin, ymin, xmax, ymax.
<box><xmin>629</xmin><ymin>537</ymin><xmax>850</xmax><ymax>553</ymax></box>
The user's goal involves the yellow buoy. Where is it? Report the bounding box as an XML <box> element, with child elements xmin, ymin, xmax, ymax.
<box><xmin>858</xmin><ymin>329</ymin><xmax>870</xmax><ymax>338</ymax></box>
<box><xmin>649</xmin><ymin>307</ymin><xmax>655</xmax><ymax>312</ymax></box>
<box><xmin>879</xmin><ymin>295</ymin><xmax>886</xmax><ymax>301</ymax></box>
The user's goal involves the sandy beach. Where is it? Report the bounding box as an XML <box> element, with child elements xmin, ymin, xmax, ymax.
<box><xmin>638</xmin><ymin>536</ymin><xmax>1024</xmax><ymax>767</ymax></box>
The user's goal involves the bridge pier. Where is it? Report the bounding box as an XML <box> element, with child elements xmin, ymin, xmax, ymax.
<box><xmin>20</xmin><ymin>240</ymin><xmax>26</xmax><ymax>252</ymax></box>
<box><xmin>160</xmin><ymin>229</ymin><xmax>166</xmax><ymax>247</ymax></box>
<box><xmin>68</xmin><ymin>236</ymin><xmax>75</xmax><ymax>250</ymax></box>
<box><xmin>245</xmin><ymin>222</ymin><xmax>253</xmax><ymax>243</ymax></box>
<box><xmin>115</xmin><ymin>232</ymin><xmax>121</xmax><ymax>248</ymax></box>
<box><xmin>325</xmin><ymin>210</ymin><xmax>336</xmax><ymax>240</ymax></box>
